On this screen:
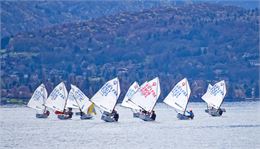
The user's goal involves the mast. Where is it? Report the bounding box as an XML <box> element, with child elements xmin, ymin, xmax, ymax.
<box><xmin>183</xmin><ymin>79</ymin><xmax>189</xmax><ymax>115</ymax></box>
<box><xmin>42</xmin><ymin>86</ymin><xmax>48</xmax><ymax>113</ymax></box>
<box><xmin>218</xmin><ymin>81</ymin><xmax>226</xmax><ymax>109</ymax></box>
<box><xmin>62</xmin><ymin>83</ymin><xmax>68</xmax><ymax>112</ymax></box>
<box><xmin>111</xmin><ymin>79</ymin><xmax>120</xmax><ymax>112</ymax></box>
<box><xmin>72</xmin><ymin>91</ymin><xmax>83</xmax><ymax>113</ymax></box>
<box><xmin>128</xmin><ymin>100</ymin><xmax>145</xmax><ymax>111</ymax></box>
<box><xmin>150</xmin><ymin>78</ymin><xmax>159</xmax><ymax>112</ymax></box>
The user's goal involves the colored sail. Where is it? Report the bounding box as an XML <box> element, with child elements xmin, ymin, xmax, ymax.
<box><xmin>27</xmin><ymin>84</ymin><xmax>48</xmax><ymax>111</ymax></box>
<box><xmin>201</xmin><ymin>80</ymin><xmax>226</xmax><ymax>109</ymax></box>
<box><xmin>87</xmin><ymin>103</ymin><xmax>96</xmax><ymax>115</ymax></box>
<box><xmin>163</xmin><ymin>78</ymin><xmax>191</xmax><ymax>114</ymax></box>
<box><xmin>130</xmin><ymin>77</ymin><xmax>160</xmax><ymax>112</ymax></box>
<box><xmin>121</xmin><ymin>81</ymin><xmax>141</xmax><ymax>110</ymax></box>
<box><xmin>45</xmin><ymin>82</ymin><xmax>68</xmax><ymax>112</ymax></box>
<box><xmin>91</xmin><ymin>77</ymin><xmax>120</xmax><ymax>113</ymax></box>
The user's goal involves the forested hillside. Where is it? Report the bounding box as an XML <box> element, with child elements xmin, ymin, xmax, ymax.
<box><xmin>1</xmin><ymin>3</ymin><xmax>259</xmax><ymax>104</ymax></box>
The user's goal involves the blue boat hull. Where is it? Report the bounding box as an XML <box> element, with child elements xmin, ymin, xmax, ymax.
<box><xmin>139</xmin><ymin>113</ymin><xmax>155</xmax><ymax>121</ymax></box>
<box><xmin>133</xmin><ymin>112</ymin><xmax>140</xmax><ymax>118</ymax></box>
<box><xmin>57</xmin><ymin>114</ymin><xmax>72</xmax><ymax>120</ymax></box>
<box><xmin>205</xmin><ymin>108</ymin><xmax>226</xmax><ymax>117</ymax></box>
<box><xmin>177</xmin><ymin>113</ymin><xmax>193</xmax><ymax>120</ymax></box>
<box><xmin>80</xmin><ymin>114</ymin><xmax>93</xmax><ymax>120</ymax></box>
<box><xmin>36</xmin><ymin>114</ymin><xmax>48</xmax><ymax>118</ymax></box>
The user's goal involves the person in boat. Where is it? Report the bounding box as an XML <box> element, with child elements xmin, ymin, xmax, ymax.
<box><xmin>80</xmin><ymin>111</ymin><xmax>86</xmax><ymax>116</ymax></box>
<box><xmin>217</xmin><ymin>108</ymin><xmax>225</xmax><ymax>115</ymax></box>
<box><xmin>141</xmin><ymin>110</ymin><xmax>147</xmax><ymax>115</ymax></box>
<box><xmin>112</xmin><ymin>110</ymin><xmax>119</xmax><ymax>121</ymax></box>
<box><xmin>150</xmin><ymin>110</ymin><xmax>156</xmax><ymax>120</ymax></box>
<box><xmin>44</xmin><ymin>110</ymin><xmax>50</xmax><ymax>117</ymax></box>
<box><xmin>218</xmin><ymin>109</ymin><xmax>223</xmax><ymax>115</ymax></box>
<box><xmin>187</xmin><ymin>109</ymin><xmax>194</xmax><ymax>119</ymax></box>
<box><xmin>63</xmin><ymin>108</ymin><xmax>73</xmax><ymax>119</ymax></box>
<box><xmin>37</xmin><ymin>110</ymin><xmax>50</xmax><ymax>118</ymax></box>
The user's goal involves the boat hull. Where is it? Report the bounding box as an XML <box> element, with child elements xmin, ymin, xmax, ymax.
<box><xmin>177</xmin><ymin>113</ymin><xmax>194</xmax><ymax>120</ymax></box>
<box><xmin>133</xmin><ymin>112</ymin><xmax>140</xmax><ymax>118</ymax></box>
<box><xmin>57</xmin><ymin>114</ymin><xmax>72</xmax><ymax>120</ymax></box>
<box><xmin>36</xmin><ymin>114</ymin><xmax>48</xmax><ymax>118</ymax></box>
<box><xmin>139</xmin><ymin>113</ymin><xmax>155</xmax><ymax>121</ymax></box>
<box><xmin>80</xmin><ymin>114</ymin><xmax>93</xmax><ymax>120</ymax></box>
<box><xmin>205</xmin><ymin>108</ymin><xmax>225</xmax><ymax>116</ymax></box>
<box><xmin>101</xmin><ymin>111</ymin><xmax>118</xmax><ymax>122</ymax></box>
<box><xmin>101</xmin><ymin>114</ymin><xmax>117</xmax><ymax>122</ymax></box>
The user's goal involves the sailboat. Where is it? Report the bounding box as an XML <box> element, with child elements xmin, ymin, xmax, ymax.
<box><xmin>66</xmin><ymin>86</ymin><xmax>79</xmax><ymax>110</ymax></box>
<box><xmin>163</xmin><ymin>78</ymin><xmax>194</xmax><ymax>120</ymax></box>
<box><xmin>27</xmin><ymin>84</ymin><xmax>50</xmax><ymax>118</ymax></box>
<box><xmin>91</xmin><ymin>77</ymin><xmax>121</xmax><ymax>122</ymax></box>
<box><xmin>202</xmin><ymin>80</ymin><xmax>227</xmax><ymax>116</ymax></box>
<box><xmin>44</xmin><ymin>82</ymin><xmax>69</xmax><ymax>119</ymax></box>
<box><xmin>121</xmin><ymin>81</ymin><xmax>142</xmax><ymax>117</ymax></box>
<box><xmin>69</xmin><ymin>84</ymin><xmax>96</xmax><ymax>120</ymax></box>
<box><xmin>129</xmin><ymin>77</ymin><xmax>160</xmax><ymax>121</ymax></box>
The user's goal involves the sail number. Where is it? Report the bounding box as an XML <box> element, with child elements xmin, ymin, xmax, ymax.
<box><xmin>210</xmin><ymin>86</ymin><xmax>224</xmax><ymax>96</ymax></box>
<box><xmin>126</xmin><ymin>89</ymin><xmax>136</xmax><ymax>98</ymax></box>
<box><xmin>140</xmin><ymin>84</ymin><xmax>156</xmax><ymax>98</ymax></box>
<box><xmin>100</xmin><ymin>83</ymin><xmax>117</xmax><ymax>96</ymax></box>
<box><xmin>172</xmin><ymin>85</ymin><xmax>188</xmax><ymax>98</ymax></box>
<box><xmin>50</xmin><ymin>88</ymin><xmax>66</xmax><ymax>100</ymax></box>
<box><xmin>33</xmin><ymin>90</ymin><xmax>43</xmax><ymax>101</ymax></box>
<box><xmin>74</xmin><ymin>90</ymin><xmax>85</xmax><ymax>101</ymax></box>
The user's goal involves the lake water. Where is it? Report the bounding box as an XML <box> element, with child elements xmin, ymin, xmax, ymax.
<box><xmin>1</xmin><ymin>102</ymin><xmax>260</xmax><ymax>149</ymax></box>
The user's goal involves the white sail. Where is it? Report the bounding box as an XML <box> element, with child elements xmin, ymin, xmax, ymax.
<box><xmin>207</xmin><ymin>84</ymin><xmax>213</xmax><ymax>92</ymax></box>
<box><xmin>70</xmin><ymin>85</ymin><xmax>93</xmax><ymax>112</ymax></box>
<box><xmin>66</xmin><ymin>87</ymin><xmax>79</xmax><ymax>109</ymax></box>
<box><xmin>27</xmin><ymin>84</ymin><xmax>48</xmax><ymax>111</ymax></box>
<box><xmin>45</xmin><ymin>82</ymin><xmax>68</xmax><ymax>112</ymax></box>
<box><xmin>201</xmin><ymin>83</ymin><xmax>213</xmax><ymax>105</ymax></box>
<box><xmin>130</xmin><ymin>77</ymin><xmax>160</xmax><ymax>112</ymax></box>
<box><xmin>91</xmin><ymin>77</ymin><xmax>120</xmax><ymax>113</ymax></box>
<box><xmin>121</xmin><ymin>81</ymin><xmax>141</xmax><ymax>110</ymax></box>
<box><xmin>163</xmin><ymin>78</ymin><xmax>191</xmax><ymax>114</ymax></box>
<box><xmin>201</xmin><ymin>80</ymin><xmax>226</xmax><ymax>109</ymax></box>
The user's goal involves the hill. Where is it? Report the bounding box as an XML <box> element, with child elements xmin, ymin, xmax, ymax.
<box><xmin>1</xmin><ymin>1</ymin><xmax>258</xmax><ymax>38</ymax></box>
<box><xmin>1</xmin><ymin>3</ymin><xmax>259</xmax><ymax>103</ymax></box>
<box><xmin>1</xmin><ymin>0</ymin><xmax>182</xmax><ymax>38</ymax></box>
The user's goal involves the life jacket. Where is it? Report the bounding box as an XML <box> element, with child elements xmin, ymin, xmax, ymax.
<box><xmin>55</xmin><ymin>111</ymin><xmax>64</xmax><ymax>115</ymax></box>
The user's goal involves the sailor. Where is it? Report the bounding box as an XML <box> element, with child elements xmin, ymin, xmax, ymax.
<box><xmin>80</xmin><ymin>111</ymin><xmax>86</xmax><ymax>116</ymax></box>
<box><xmin>218</xmin><ymin>108</ymin><xmax>223</xmax><ymax>115</ymax></box>
<box><xmin>65</xmin><ymin>108</ymin><xmax>73</xmax><ymax>119</ymax></box>
<box><xmin>150</xmin><ymin>110</ymin><xmax>156</xmax><ymax>120</ymax></box>
<box><xmin>112</xmin><ymin>110</ymin><xmax>119</xmax><ymax>121</ymax></box>
<box><xmin>188</xmin><ymin>109</ymin><xmax>194</xmax><ymax>119</ymax></box>
<box><xmin>142</xmin><ymin>110</ymin><xmax>147</xmax><ymax>115</ymax></box>
<box><xmin>44</xmin><ymin>110</ymin><xmax>50</xmax><ymax>117</ymax></box>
